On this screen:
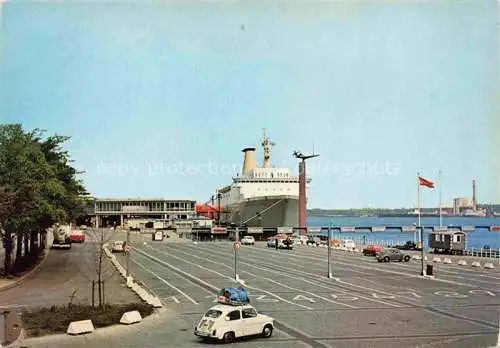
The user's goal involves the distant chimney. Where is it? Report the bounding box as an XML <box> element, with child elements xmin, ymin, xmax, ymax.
<box><xmin>472</xmin><ymin>179</ymin><xmax>477</xmax><ymax>211</ymax></box>
<box><xmin>242</xmin><ymin>148</ymin><xmax>257</xmax><ymax>174</ymax></box>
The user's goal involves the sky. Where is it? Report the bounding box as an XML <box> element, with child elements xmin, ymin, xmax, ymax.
<box><xmin>1</xmin><ymin>1</ymin><xmax>498</xmax><ymax>209</ymax></box>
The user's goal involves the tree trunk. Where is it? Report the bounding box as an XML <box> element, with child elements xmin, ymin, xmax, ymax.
<box><xmin>24</xmin><ymin>232</ymin><xmax>29</xmax><ymax>261</ymax></box>
<box><xmin>29</xmin><ymin>230</ymin><xmax>37</xmax><ymax>261</ymax></box>
<box><xmin>15</xmin><ymin>232</ymin><xmax>23</xmax><ymax>269</ymax></box>
<box><xmin>4</xmin><ymin>232</ymin><xmax>13</xmax><ymax>276</ymax></box>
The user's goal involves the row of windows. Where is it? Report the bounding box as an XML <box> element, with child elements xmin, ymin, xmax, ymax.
<box><xmin>226</xmin><ymin>308</ymin><xmax>257</xmax><ymax>320</ymax></box>
<box><xmin>220</xmin><ymin>187</ymin><xmax>294</xmax><ymax>199</ymax></box>
<box><xmin>253</xmin><ymin>172</ymin><xmax>290</xmax><ymax>179</ymax></box>
<box><xmin>434</xmin><ymin>234</ymin><xmax>462</xmax><ymax>242</ymax></box>
<box><xmin>96</xmin><ymin>202</ymin><xmax>195</xmax><ymax>212</ymax></box>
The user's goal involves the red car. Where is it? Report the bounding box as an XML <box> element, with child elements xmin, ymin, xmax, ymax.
<box><xmin>70</xmin><ymin>230</ymin><xmax>85</xmax><ymax>243</ymax></box>
<box><xmin>362</xmin><ymin>245</ymin><xmax>383</xmax><ymax>256</ymax></box>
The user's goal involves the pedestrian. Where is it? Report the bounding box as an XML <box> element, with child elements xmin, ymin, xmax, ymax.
<box><xmin>275</xmin><ymin>238</ymin><xmax>278</xmax><ymax>250</ymax></box>
<box><xmin>122</xmin><ymin>241</ymin><xmax>127</xmax><ymax>256</ymax></box>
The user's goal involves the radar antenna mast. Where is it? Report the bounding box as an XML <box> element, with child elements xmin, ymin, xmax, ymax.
<box><xmin>262</xmin><ymin>128</ymin><xmax>275</xmax><ymax>168</ymax></box>
<box><xmin>293</xmin><ymin>148</ymin><xmax>320</xmax><ymax>233</ymax></box>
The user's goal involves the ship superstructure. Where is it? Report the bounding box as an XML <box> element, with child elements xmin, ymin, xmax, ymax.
<box><xmin>215</xmin><ymin>130</ymin><xmax>309</xmax><ymax>227</ymax></box>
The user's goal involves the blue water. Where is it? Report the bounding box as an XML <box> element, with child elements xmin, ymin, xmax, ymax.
<box><xmin>307</xmin><ymin>216</ymin><xmax>500</xmax><ymax>249</ymax></box>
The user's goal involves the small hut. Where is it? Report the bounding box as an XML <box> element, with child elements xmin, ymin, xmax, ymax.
<box><xmin>428</xmin><ymin>230</ymin><xmax>466</xmax><ymax>255</ymax></box>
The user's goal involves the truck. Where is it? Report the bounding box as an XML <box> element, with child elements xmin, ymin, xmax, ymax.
<box><xmin>51</xmin><ymin>224</ymin><xmax>72</xmax><ymax>249</ymax></box>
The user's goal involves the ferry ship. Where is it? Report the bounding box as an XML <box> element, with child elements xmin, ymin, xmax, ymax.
<box><xmin>210</xmin><ymin>131</ymin><xmax>309</xmax><ymax>228</ymax></box>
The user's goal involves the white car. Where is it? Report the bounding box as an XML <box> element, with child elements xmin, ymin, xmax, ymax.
<box><xmin>111</xmin><ymin>240</ymin><xmax>125</xmax><ymax>252</ymax></box>
<box><xmin>194</xmin><ymin>304</ymin><xmax>274</xmax><ymax>343</ymax></box>
<box><xmin>240</xmin><ymin>236</ymin><xmax>255</xmax><ymax>245</ymax></box>
<box><xmin>341</xmin><ymin>239</ymin><xmax>356</xmax><ymax>250</ymax></box>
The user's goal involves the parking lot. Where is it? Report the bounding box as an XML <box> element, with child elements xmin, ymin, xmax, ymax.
<box><xmin>117</xmin><ymin>235</ymin><xmax>499</xmax><ymax>348</ymax></box>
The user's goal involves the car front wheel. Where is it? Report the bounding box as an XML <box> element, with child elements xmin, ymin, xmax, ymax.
<box><xmin>223</xmin><ymin>332</ymin><xmax>235</xmax><ymax>343</ymax></box>
<box><xmin>404</xmin><ymin>255</ymin><xmax>410</xmax><ymax>262</ymax></box>
<box><xmin>262</xmin><ymin>324</ymin><xmax>273</xmax><ymax>338</ymax></box>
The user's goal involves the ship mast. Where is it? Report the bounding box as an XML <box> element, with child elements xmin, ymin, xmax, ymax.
<box><xmin>261</xmin><ymin>128</ymin><xmax>275</xmax><ymax>168</ymax></box>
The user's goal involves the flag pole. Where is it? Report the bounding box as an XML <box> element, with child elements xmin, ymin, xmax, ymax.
<box><xmin>417</xmin><ymin>173</ymin><xmax>421</xmax><ymax>243</ymax></box>
<box><xmin>439</xmin><ymin>170</ymin><xmax>443</xmax><ymax>227</ymax></box>
<box><xmin>417</xmin><ymin>173</ymin><xmax>425</xmax><ymax>276</ymax></box>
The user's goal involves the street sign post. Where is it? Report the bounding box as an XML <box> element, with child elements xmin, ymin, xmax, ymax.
<box><xmin>233</xmin><ymin>241</ymin><xmax>240</xmax><ymax>280</ymax></box>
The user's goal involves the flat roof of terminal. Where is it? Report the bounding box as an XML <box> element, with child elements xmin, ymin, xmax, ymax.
<box><xmin>95</xmin><ymin>198</ymin><xmax>196</xmax><ymax>202</ymax></box>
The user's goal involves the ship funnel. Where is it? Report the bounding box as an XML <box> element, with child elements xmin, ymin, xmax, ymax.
<box><xmin>242</xmin><ymin>147</ymin><xmax>257</xmax><ymax>174</ymax></box>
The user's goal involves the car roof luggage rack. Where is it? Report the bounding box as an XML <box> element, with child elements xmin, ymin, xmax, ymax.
<box><xmin>217</xmin><ymin>287</ymin><xmax>250</xmax><ymax>306</ymax></box>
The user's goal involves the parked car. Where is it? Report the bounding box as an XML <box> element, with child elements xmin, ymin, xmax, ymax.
<box><xmin>69</xmin><ymin>230</ymin><xmax>85</xmax><ymax>243</ymax></box>
<box><xmin>306</xmin><ymin>236</ymin><xmax>321</xmax><ymax>246</ymax></box>
<box><xmin>340</xmin><ymin>239</ymin><xmax>356</xmax><ymax>250</ymax></box>
<box><xmin>376</xmin><ymin>248</ymin><xmax>411</xmax><ymax>262</ymax></box>
<box><xmin>111</xmin><ymin>240</ymin><xmax>125</xmax><ymax>253</ymax></box>
<box><xmin>241</xmin><ymin>236</ymin><xmax>255</xmax><ymax>245</ymax></box>
<box><xmin>194</xmin><ymin>304</ymin><xmax>274</xmax><ymax>343</ymax></box>
<box><xmin>266</xmin><ymin>238</ymin><xmax>293</xmax><ymax>250</ymax></box>
<box><xmin>363</xmin><ymin>245</ymin><xmax>384</xmax><ymax>256</ymax></box>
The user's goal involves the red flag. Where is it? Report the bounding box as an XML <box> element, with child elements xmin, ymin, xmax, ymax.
<box><xmin>418</xmin><ymin>176</ymin><xmax>434</xmax><ymax>188</ymax></box>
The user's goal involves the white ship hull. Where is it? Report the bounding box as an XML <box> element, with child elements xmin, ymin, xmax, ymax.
<box><xmin>222</xmin><ymin>196</ymin><xmax>298</xmax><ymax>228</ymax></box>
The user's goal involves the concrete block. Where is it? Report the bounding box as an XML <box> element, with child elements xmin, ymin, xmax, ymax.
<box><xmin>150</xmin><ymin>296</ymin><xmax>163</xmax><ymax>308</ymax></box>
<box><xmin>413</xmin><ymin>255</ymin><xmax>421</xmax><ymax>260</ymax></box>
<box><xmin>484</xmin><ymin>263</ymin><xmax>495</xmax><ymax>269</ymax></box>
<box><xmin>471</xmin><ymin>261</ymin><xmax>481</xmax><ymax>267</ymax></box>
<box><xmin>120</xmin><ymin>310</ymin><xmax>142</xmax><ymax>325</ymax></box>
<box><xmin>458</xmin><ymin>260</ymin><xmax>467</xmax><ymax>266</ymax></box>
<box><xmin>443</xmin><ymin>258</ymin><xmax>452</xmax><ymax>264</ymax></box>
<box><xmin>432</xmin><ymin>257</ymin><xmax>441</xmax><ymax>263</ymax></box>
<box><xmin>126</xmin><ymin>276</ymin><xmax>134</xmax><ymax>288</ymax></box>
<box><xmin>67</xmin><ymin>320</ymin><xmax>94</xmax><ymax>335</ymax></box>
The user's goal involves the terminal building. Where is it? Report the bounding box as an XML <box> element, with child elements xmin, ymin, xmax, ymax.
<box><xmin>94</xmin><ymin>198</ymin><xmax>196</xmax><ymax>228</ymax></box>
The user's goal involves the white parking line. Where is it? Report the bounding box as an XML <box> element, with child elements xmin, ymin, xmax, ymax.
<box><xmin>133</xmin><ymin>252</ymin><xmax>214</xmax><ymax>296</ymax></box>
<box><xmin>134</xmin><ymin>245</ymin><xmax>314</xmax><ymax>311</ymax></box>
<box><xmin>132</xmin><ymin>257</ymin><xmax>199</xmax><ymax>305</ymax></box>
<box><xmin>164</xmin><ymin>244</ymin><xmax>358</xmax><ymax>308</ymax></box>
<box><xmin>162</xmin><ymin>243</ymin><xmax>404</xmax><ymax>308</ymax></box>
<box><xmin>295</xmin><ymin>246</ymin><xmax>500</xmax><ymax>280</ymax></box>
<box><xmin>250</xmin><ymin>244</ymin><xmax>493</xmax><ymax>289</ymax></box>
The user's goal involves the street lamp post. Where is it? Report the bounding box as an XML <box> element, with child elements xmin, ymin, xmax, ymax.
<box><xmin>328</xmin><ymin>223</ymin><xmax>333</xmax><ymax>278</ymax></box>
<box><xmin>126</xmin><ymin>227</ymin><xmax>130</xmax><ymax>277</ymax></box>
<box><xmin>420</xmin><ymin>226</ymin><xmax>425</xmax><ymax>276</ymax></box>
<box><xmin>234</xmin><ymin>226</ymin><xmax>240</xmax><ymax>281</ymax></box>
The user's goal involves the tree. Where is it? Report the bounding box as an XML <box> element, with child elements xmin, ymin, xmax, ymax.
<box><xmin>82</xmin><ymin>227</ymin><xmax>117</xmax><ymax>308</ymax></box>
<box><xmin>0</xmin><ymin>124</ymin><xmax>87</xmax><ymax>276</ymax></box>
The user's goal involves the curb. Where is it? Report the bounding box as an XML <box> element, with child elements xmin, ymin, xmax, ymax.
<box><xmin>0</xmin><ymin>243</ymin><xmax>51</xmax><ymax>294</ymax></box>
<box><xmin>103</xmin><ymin>244</ymin><xmax>163</xmax><ymax>308</ymax></box>
<box><xmin>18</xmin><ymin>306</ymin><xmax>169</xmax><ymax>345</ymax></box>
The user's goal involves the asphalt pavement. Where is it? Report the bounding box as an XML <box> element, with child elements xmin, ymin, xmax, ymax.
<box><xmin>96</xmin><ymin>234</ymin><xmax>499</xmax><ymax>348</ymax></box>
<box><xmin>0</xmin><ymin>240</ymin><xmax>137</xmax><ymax>310</ymax></box>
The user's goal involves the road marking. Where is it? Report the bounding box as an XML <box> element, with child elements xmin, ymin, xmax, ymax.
<box><xmin>434</xmin><ymin>291</ymin><xmax>468</xmax><ymax>299</ymax></box>
<box><xmin>397</xmin><ymin>291</ymin><xmax>422</xmax><ymax>299</ymax></box>
<box><xmin>252</xmin><ymin>294</ymin><xmax>280</xmax><ymax>303</ymax></box>
<box><xmin>133</xmin><ymin>251</ymin><xmax>214</xmax><ymax>296</ymax></box>
<box><xmin>160</xmin><ymin>243</ymin><xmax>359</xmax><ymax>309</ymax></box>
<box><xmin>469</xmin><ymin>290</ymin><xmax>496</xmax><ymax>297</ymax></box>
<box><xmin>136</xmin><ymin>245</ymin><xmax>314</xmax><ymax>311</ymax></box>
<box><xmin>176</xmin><ymin>242</ymin><xmax>404</xmax><ymax>308</ymax></box>
<box><xmin>372</xmin><ymin>293</ymin><xmax>396</xmax><ymax>299</ymax></box>
<box><xmin>165</xmin><ymin>296</ymin><xmax>180</xmax><ymax>304</ymax></box>
<box><xmin>293</xmin><ymin>294</ymin><xmax>316</xmax><ymax>303</ymax></box>
<box><xmin>261</xmin><ymin>245</ymin><xmax>497</xmax><ymax>289</ymax></box>
<box><xmin>331</xmin><ymin>294</ymin><xmax>359</xmax><ymax>301</ymax></box>
<box><xmin>132</xmin><ymin>257</ymin><xmax>199</xmax><ymax>305</ymax></box>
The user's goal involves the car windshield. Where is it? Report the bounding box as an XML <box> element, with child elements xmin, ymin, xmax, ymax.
<box><xmin>204</xmin><ymin>309</ymin><xmax>222</xmax><ymax>318</ymax></box>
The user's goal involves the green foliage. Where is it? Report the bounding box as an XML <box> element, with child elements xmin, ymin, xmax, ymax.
<box><xmin>22</xmin><ymin>302</ymin><xmax>155</xmax><ymax>337</ymax></box>
<box><xmin>0</xmin><ymin>123</ymin><xmax>87</xmax><ymax>275</ymax></box>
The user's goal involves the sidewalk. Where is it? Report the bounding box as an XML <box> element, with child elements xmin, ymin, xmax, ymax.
<box><xmin>17</xmin><ymin>308</ymin><xmax>203</xmax><ymax>348</ymax></box>
<box><xmin>0</xmin><ymin>241</ymin><xmax>137</xmax><ymax>310</ymax></box>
